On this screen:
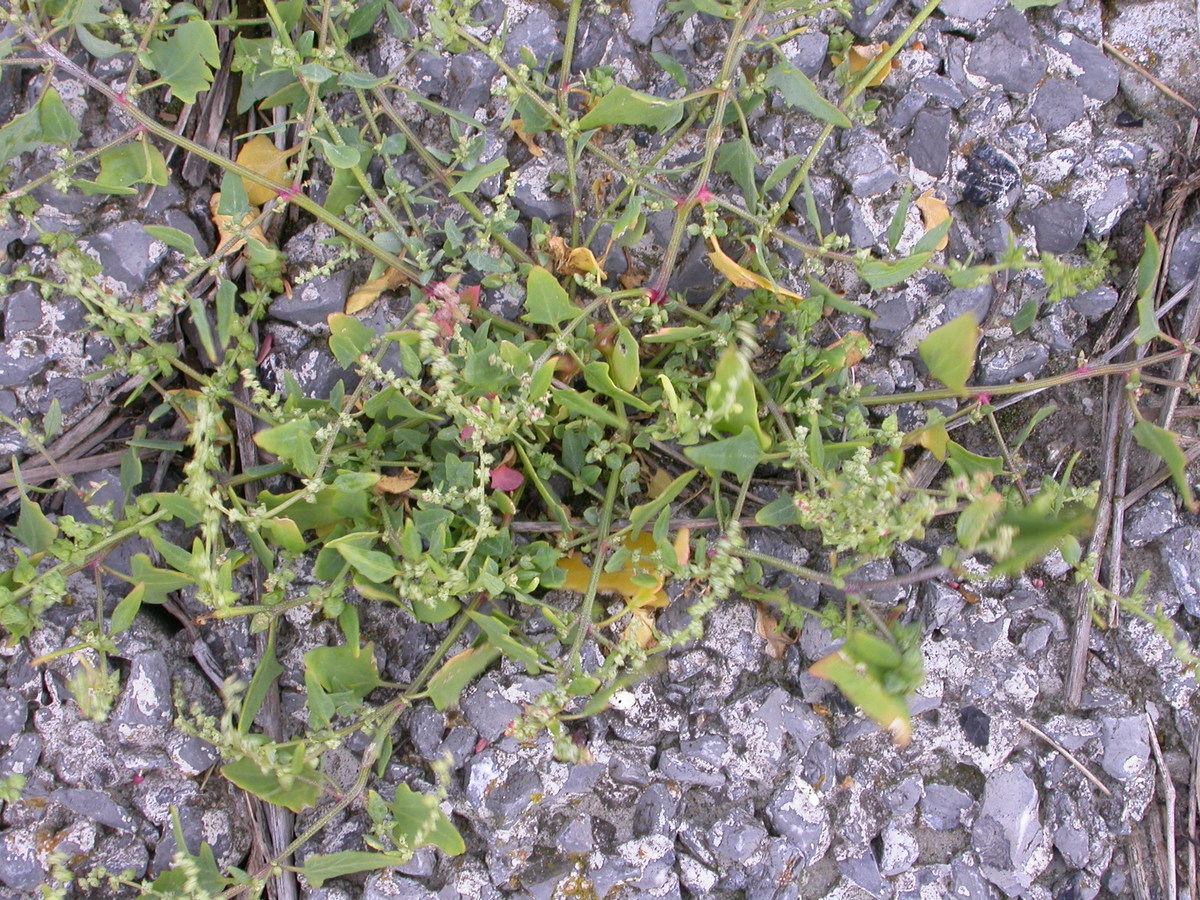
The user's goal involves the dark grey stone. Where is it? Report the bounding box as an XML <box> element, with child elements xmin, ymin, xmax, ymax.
<box><xmin>53</xmin><ymin>788</ymin><xmax>136</xmax><ymax>832</ymax></box>
<box><xmin>1068</xmin><ymin>285</ymin><xmax>1118</xmax><ymax>320</ymax></box>
<box><xmin>0</xmin><ymin>734</ymin><xmax>42</xmax><ymax>778</ymax></box>
<box><xmin>1167</xmin><ymin>221</ymin><xmax>1200</xmax><ymax>293</ymax></box>
<box><xmin>657</xmin><ymin>747</ymin><xmax>725</xmax><ymax>787</ymax></box>
<box><xmin>1085</xmin><ymin>174</ymin><xmax>1131</xmax><ymax>236</ymax></box>
<box><xmin>170</xmin><ymin>735</ymin><xmax>219</xmax><ymax>775</ymax></box>
<box><xmin>269</xmin><ymin>269</ymin><xmax>351</xmax><ymax>326</ymax></box>
<box><xmin>408</xmin><ymin>706</ymin><xmax>445</xmax><ymax>759</ymax></box>
<box><xmin>3</xmin><ymin>285</ymin><xmax>42</xmax><ymax>334</ymax></box>
<box><xmin>91</xmin><ymin>831</ymin><xmax>149</xmax><ymax>883</ymax></box>
<box><xmin>789</xmin><ymin>31</ymin><xmax>829</xmax><ymax>77</ymax></box>
<box><xmin>0</xmin><ymin>826</ymin><xmax>45</xmax><ymax>890</ymax></box>
<box><xmin>1100</xmin><ymin>715</ymin><xmax>1150</xmax><ymax>781</ymax></box>
<box><xmin>839</xmin><ymin>849</ymin><xmax>888</xmax><ymax>898</ymax></box>
<box><xmin>1158</xmin><ymin>527</ymin><xmax>1200</xmax><ymax>616</ymax></box>
<box><xmin>908</xmin><ymin>108</ymin><xmax>952</xmax><ymax>176</ymax></box>
<box><xmin>512</xmin><ymin>161</ymin><xmax>570</xmax><ymax>222</ymax></box>
<box><xmin>163</xmin><ymin>208</ymin><xmax>210</xmax><ymax>258</ymax></box>
<box><xmin>836</xmin><ymin>131</ymin><xmax>899</xmax><ymax>197</ymax></box>
<box><xmin>832</xmin><ymin>197</ymin><xmax>879</xmax><ymax>250</ymax></box>
<box><xmin>939</xmin><ymin>0</ymin><xmax>1004</xmax><ymax>20</ymax></box>
<box><xmin>889</xmin><ymin>90</ymin><xmax>928</xmax><ymax>131</ymax></box>
<box><xmin>412</xmin><ymin>51</ymin><xmax>447</xmax><ymax>96</ymax></box>
<box><xmin>710</xmin><ymin>812</ymin><xmax>767</xmax><ymax>864</ymax></box>
<box><xmin>557</xmin><ymin>814</ymin><xmax>594</xmax><ymax>854</ymax></box>
<box><xmin>461</xmin><ymin>677</ymin><xmax>521</xmax><ymax>743</ymax></box>
<box><xmin>364</xmin><ymin>871</ymin><xmax>438</xmax><ymax>900</ymax></box>
<box><xmin>632</xmin><ymin>783</ymin><xmax>678</xmax><ymax>837</ymax></box>
<box><xmin>1052</xmin><ymin>34</ymin><xmax>1119</xmax><ymax>101</ymax></box>
<box><xmin>922</xmin><ymin>783</ymin><xmax>974</xmax><ymax>830</ymax></box>
<box><xmin>944</xmin><ymin>283</ymin><xmax>994</xmax><ymax>323</ymax></box>
<box><xmin>972</xmin><ymin>765</ymin><xmax>1045</xmax><ymax>896</ymax></box>
<box><xmin>1050</xmin><ymin>793</ymin><xmax>1089</xmax><ymax>869</ymax></box>
<box><xmin>0</xmin><ymin>390</ymin><xmax>16</xmax><ymax>416</ymax></box>
<box><xmin>869</xmin><ymin>293</ymin><xmax>912</xmax><ymax>345</ymax></box>
<box><xmin>0</xmin><ymin>691</ymin><xmax>27</xmax><ymax>745</ymax></box>
<box><xmin>591</xmin><ymin>836</ymin><xmax>675</xmax><ymax>898</ymax></box>
<box><xmin>979</xmin><ymin>339</ymin><xmax>1048</xmax><ymax>385</ymax></box>
<box><xmin>112</xmin><ymin>651</ymin><xmax>172</xmax><ymax>729</ymax></box>
<box><xmin>916</xmin><ymin>74</ymin><xmax>967</xmax><ymax>109</ymax></box>
<box><xmin>766</xmin><ymin>774</ymin><xmax>829</xmax><ymax>864</ymax></box>
<box><xmin>1125</xmin><ymin>488</ymin><xmax>1178</xmax><ymax>546</ymax></box>
<box><xmin>680</xmin><ymin>734</ymin><xmax>728</xmax><ymax>769</ymax></box>
<box><xmin>0</xmin><ymin>345</ymin><xmax>47</xmax><ymax>388</ymax></box>
<box><xmin>628</xmin><ymin>0</ymin><xmax>666</xmax><ymax>46</ymax></box>
<box><xmin>1029</xmin><ymin>200</ymin><xmax>1087</xmax><ymax>255</ymax></box>
<box><xmin>446</xmin><ymin>52</ymin><xmax>497</xmax><ymax>115</ymax></box>
<box><xmin>502</xmin><ymin>8</ymin><xmax>562</xmax><ymax>66</ymax></box>
<box><xmin>86</xmin><ymin>221</ymin><xmax>167</xmax><ymax>291</ymax></box>
<box><xmin>960</xmin><ymin>144</ymin><xmax>1020</xmax><ymax>213</ymax></box>
<box><xmin>964</xmin><ymin>9</ymin><xmax>1047</xmax><ymax>94</ymax></box>
<box><xmin>885</xmin><ymin>775</ymin><xmax>923</xmax><ymax>815</ymax></box>
<box><xmin>1031</xmin><ymin>79</ymin><xmax>1085</xmax><ymax>131</ymax></box>
<box><xmin>848</xmin><ymin>0</ymin><xmax>899</xmax><ymax>38</ymax></box>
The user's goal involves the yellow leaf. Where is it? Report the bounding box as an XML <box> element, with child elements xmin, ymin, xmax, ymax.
<box><xmin>564</xmin><ymin>247</ymin><xmax>605</xmax><ymax>280</ymax></box>
<box><xmin>237</xmin><ymin>135</ymin><xmax>297</xmax><ymax>207</ymax></box>
<box><xmin>377</xmin><ymin>469</ymin><xmax>419</xmax><ymax>494</ymax></box>
<box><xmin>209</xmin><ymin>193</ymin><xmax>268</xmax><ymax>258</ymax></box>
<box><xmin>557</xmin><ymin>533</ymin><xmax>666</xmax><ymax>607</ymax></box>
<box><xmin>913</xmin><ymin>422</ymin><xmax>949</xmax><ymax>460</ymax></box>
<box><xmin>673</xmin><ymin>527</ymin><xmax>691</xmax><ymax>567</ymax></box>
<box><xmin>915</xmin><ymin>190</ymin><xmax>950</xmax><ymax>252</ymax></box>
<box><xmin>346</xmin><ymin>267</ymin><xmax>408</xmax><ymax>315</ymax></box>
<box><xmin>707</xmin><ymin>237</ymin><xmax>804</xmax><ymax>302</ymax></box>
<box><xmin>511</xmin><ymin>118</ymin><xmax>544</xmax><ymax>158</ymax></box>
<box><xmin>842</xmin><ymin>42</ymin><xmax>893</xmax><ymax>87</ymax></box>
<box><xmin>623</xmin><ymin>607</ymin><xmax>659</xmax><ymax>650</ymax></box>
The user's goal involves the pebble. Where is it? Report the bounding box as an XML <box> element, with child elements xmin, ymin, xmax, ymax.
<box><xmin>836</xmin><ymin>130</ymin><xmax>900</xmax><ymax>197</ymax></box>
<box><xmin>445</xmin><ymin>52</ymin><xmax>497</xmax><ymax>115</ymax></box>
<box><xmin>52</xmin><ymin>787</ymin><xmax>136</xmax><ymax>832</ymax></box>
<box><xmin>269</xmin><ymin>270</ymin><xmax>351</xmax><ymax>326</ymax></box>
<box><xmin>1099</xmin><ymin>715</ymin><xmax>1150</xmax><ymax>781</ymax></box>
<box><xmin>502</xmin><ymin>7</ymin><xmax>562</xmax><ymax>66</ymax></box>
<box><xmin>1124</xmin><ymin>488</ymin><xmax>1178</xmax><ymax>546</ymax></box>
<box><xmin>964</xmin><ymin>9</ymin><xmax>1047</xmax><ymax>94</ymax></box>
<box><xmin>3</xmin><ymin>285</ymin><xmax>41</xmax><ymax>335</ymax></box>
<box><xmin>960</xmin><ymin>144</ymin><xmax>1021</xmax><ymax>213</ymax></box>
<box><xmin>461</xmin><ymin>677</ymin><xmax>521</xmax><ymax>743</ymax></box>
<box><xmin>628</xmin><ymin>0</ymin><xmax>666</xmax><ymax>46</ymax></box>
<box><xmin>112</xmin><ymin>651</ymin><xmax>173</xmax><ymax>732</ymax></box>
<box><xmin>765</xmin><ymin>772</ymin><xmax>830</xmax><ymax>865</ymax></box>
<box><xmin>1031</xmin><ymin>79</ymin><xmax>1085</xmax><ymax>131</ymax></box>
<box><xmin>1167</xmin><ymin>218</ymin><xmax>1200</xmax><ymax>293</ymax></box>
<box><xmin>1028</xmin><ymin>199</ymin><xmax>1087</xmax><ymax>254</ymax></box>
<box><xmin>972</xmin><ymin>764</ymin><xmax>1048</xmax><ymax>895</ymax></box>
<box><xmin>0</xmin><ymin>691</ymin><xmax>27</xmax><ymax>745</ymax></box>
<box><xmin>978</xmin><ymin>339</ymin><xmax>1049</xmax><ymax>384</ymax></box>
<box><xmin>922</xmin><ymin>783</ymin><xmax>975</xmax><ymax>830</ymax></box>
<box><xmin>84</xmin><ymin>221</ymin><xmax>167</xmax><ymax>292</ymax></box>
<box><xmin>908</xmin><ymin>108</ymin><xmax>952</xmax><ymax>176</ymax></box>
<box><xmin>1160</xmin><ymin>526</ymin><xmax>1200</xmax><ymax>618</ymax></box>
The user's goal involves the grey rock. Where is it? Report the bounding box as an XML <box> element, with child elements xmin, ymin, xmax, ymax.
<box><xmin>4</xmin><ymin>285</ymin><xmax>42</xmax><ymax>334</ymax></box>
<box><xmin>908</xmin><ymin>108</ymin><xmax>952</xmax><ymax>176</ymax></box>
<box><xmin>939</xmin><ymin>0</ymin><xmax>1004</xmax><ymax>20</ymax></box>
<box><xmin>397</xmin><ymin>846</ymin><xmax>435</xmax><ymax>878</ymax></box>
<box><xmin>502</xmin><ymin>7</ymin><xmax>562</xmax><ymax>66</ymax></box>
<box><xmin>446</xmin><ymin>52</ymin><xmax>497</xmax><ymax>115</ymax></box>
<box><xmin>1167</xmin><ymin>220</ymin><xmax>1200</xmax><ymax>292</ymax></box>
<box><xmin>1068</xmin><ymin>285</ymin><xmax>1118</xmax><ymax>320</ymax></box>
<box><xmin>836</xmin><ymin>131</ymin><xmax>899</xmax><ymax>197</ymax></box>
<box><xmin>1051</xmin><ymin>34</ymin><xmax>1119</xmax><ymax>101</ymax></box>
<box><xmin>364</xmin><ymin>870</ymin><xmax>438</xmax><ymax>900</ymax></box>
<box><xmin>461</xmin><ymin>677</ymin><xmax>521</xmax><ymax>743</ymax></box>
<box><xmin>960</xmin><ymin>144</ymin><xmax>1021</xmax><ymax>213</ymax></box>
<box><xmin>789</xmin><ymin>31</ymin><xmax>829</xmax><ymax>77</ymax></box>
<box><xmin>952</xmin><ymin>855</ymin><xmax>995</xmax><ymax>900</ymax></box>
<box><xmin>833</xmin><ymin>197</ymin><xmax>880</xmax><ymax>249</ymax></box>
<box><xmin>113</xmin><ymin>651</ymin><xmax>172</xmax><ymax>730</ymax></box>
<box><xmin>1050</xmin><ymin>793</ymin><xmax>1090</xmax><ymax>869</ymax></box>
<box><xmin>978</xmin><ymin>340</ymin><xmax>1048</xmax><ymax>385</ymax></box>
<box><xmin>1029</xmin><ymin>200</ymin><xmax>1087</xmax><ymax>254</ymax></box>
<box><xmin>0</xmin><ymin>826</ymin><xmax>45</xmax><ymax>890</ymax></box>
<box><xmin>972</xmin><ymin>764</ymin><xmax>1046</xmax><ymax>896</ymax></box>
<box><xmin>557</xmin><ymin>814</ymin><xmax>594</xmax><ymax>854</ymax></box>
<box><xmin>916</xmin><ymin>74</ymin><xmax>967</xmax><ymax>109</ymax></box>
<box><xmin>710</xmin><ymin>811</ymin><xmax>767</xmax><ymax>864</ymax></box>
<box><xmin>0</xmin><ymin>691</ymin><xmax>27</xmax><ymax>744</ymax></box>
<box><xmin>609</xmin><ymin>745</ymin><xmax>653</xmax><ymax>788</ymax></box>
<box><xmin>1084</xmin><ymin>172</ymin><xmax>1132</xmax><ymax>236</ymax></box>
<box><xmin>163</xmin><ymin>208</ymin><xmax>209</xmax><ymax>257</ymax></box>
<box><xmin>1031</xmin><ymin>79</ymin><xmax>1085</xmax><ymax>131</ymax></box>
<box><xmin>91</xmin><ymin>832</ymin><xmax>149</xmax><ymax>883</ymax></box>
<box><xmin>512</xmin><ymin>160</ymin><xmax>570</xmax><ymax>222</ymax></box>
<box><xmin>922</xmin><ymin>783</ymin><xmax>974</xmax><ymax>830</ymax></box>
<box><xmin>53</xmin><ymin>788</ymin><xmax>136</xmax><ymax>832</ymax></box>
<box><xmin>889</xmin><ymin>90</ymin><xmax>928</xmax><ymax>131</ymax></box>
<box><xmin>0</xmin><ymin>734</ymin><xmax>42</xmax><ymax>778</ymax></box>
<box><xmin>885</xmin><ymin>775</ymin><xmax>923</xmax><ymax>815</ymax></box>
<box><xmin>1125</xmin><ymin>489</ymin><xmax>1178</xmax><ymax>546</ymax></box>
<box><xmin>269</xmin><ymin>270</ymin><xmax>351</xmax><ymax>326</ymax></box>
<box><xmin>591</xmin><ymin>836</ymin><xmax>676</xmax><ymax>898</ymax></box>
<box><xmin>86</xmin><ymin>221</ymin><xmax>167</xmax><ymax>291</ymax></box>
<box><xmin>628</xmin><ymin>0</ymin><xmax>666</xmax><ymax>46</ymax></box>
<box><xmin>944</xmin><ymin>283</ymin><xmax>995</xmax><ymax>323</ymax></box>
<box><xmin>679</xmin><ymin>853</ymin><xmax>718</xmax><ymax>895</ymax></box>
<box><xmin>1161</xmin><ymin>526</ymin><xmax>1200</xmax><ymax>617</ymax></box>
<box><xmin>766</xmin><ymin>773</ymin><xmax>829</xmax><ymax>864</ymax></box>
<box><xmin>412</xmin><ymin>51</ymin><xmax>447</xmax><ymax>96</ymax></box>
<box><xmin>658</xmin><ymin>747</ymin><xmax>725</xmax><ymax>787</ymax></box>
<box><xmin>839</xmin><ymin>849</ymin><xmax>888</xmax><ymax>898</ymax></box>
<box><xmin>408</xmin><ymin>706</ymin><xmax>445</xmax><ymax>759</ymax></box>
<box><xmin>964</xmin><ymin>9</ymin><xmax>1047</xmax><ymax>94</ymax></box>
<box><xmin>1100</xmin><ymin>715</ymin><xmax>1150</xmax><ymax>781</ymax></box>
<box><xmin>0</xmin><ymin>344</ymin><xmax>47</xmax><ymax>388</ymax></box>
<box><xmin>680</xmin><ymin>733</ymin><xmax>728</xmax><ymax>769</ymax></box>
<box><xmin>0</xmin><ymin>390</ymin><xmax>16</xmax><ymax>417</ymax></box>
<box><xmin>848</xmin><ymin>0</ymin><xmax>899</xmax><ymax>38</ymax></box>
<box><xmin>880</xmin><ymin>821</ymin><xmax>920</xmax><ymax>876</ymax></box>
<box><xmin>169</xmin><ymin>735</ymin><xmax>219</xmax><ymax>776</ymax></box>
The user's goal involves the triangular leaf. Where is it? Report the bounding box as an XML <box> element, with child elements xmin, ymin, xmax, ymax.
<box><xmin>1135</xmin><ymin>225</ymin><xmax>1161</xmax><ymax>346</ymax></box>
<box><xmin>390</xmin><ymin>785</ymin><xmax>466</xmax><ymax>856</ymax></box>
<box><xmin>765</xmin><ymin>61</ymin><xmax>852</xmax><ymax>128</ymax></box>
<box><xmin>1133</xmin><ymin>419</ymin><xmax>1198</xmax><ymax>512</ymax></box>
<box><xmin>684</xmin><ymin>427</ymin><xmax>764</xmax><ymax>481</ymax></box>
<box><xmin>577</xmin><ymin>85</ymin><xmax>684</xmax><ymax>132</ymax></box>
<box><xmin>522</xmin><ymin>266</ymin><xmax>579</xmax><ymax>326</ymax></box>
<box><xmin>918</xmin><ymin>313</ymin><xmax>980</xmax><ymax>395</ymax></box>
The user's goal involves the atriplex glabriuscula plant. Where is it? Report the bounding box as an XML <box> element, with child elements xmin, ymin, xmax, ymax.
<box><xmin>0</xmin><ymin>0</ymin><xmax>1197</xmax><ymax>894</ymax></box>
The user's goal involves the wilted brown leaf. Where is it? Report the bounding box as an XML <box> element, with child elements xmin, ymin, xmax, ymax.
<box><xmin>209</xmin><ymin>193</ymin><xmax>269</xmax><ymax>258</ymax></box>
<box><xmin>377</xmin><ymin>469</ymin><xmax>419</xmax><ymax>494</ymax></box>
<box><xmin>708</xmin><ymin>237</ymin><xmax>804</xmax><ymax>302</ymax></box>
<box><xmin>915</xmin><ymin>190</ymin><xmax>950</xmax><ymax>251</ymax></box>
<box><xmin>346</xmin><ymin>267</ymin><xmax>408</xmax><ymax>315</ymax></box>
<box><xmin>755</xmin><ymin>604</ymin><xmax>793</xmax><ymax>660</ymax></box>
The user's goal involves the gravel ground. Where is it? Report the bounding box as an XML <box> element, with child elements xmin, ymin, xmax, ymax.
<box><xmin>1</xmin><ymin>0</ymin><xmax>1199</xmax><ymax>898</ymax></box>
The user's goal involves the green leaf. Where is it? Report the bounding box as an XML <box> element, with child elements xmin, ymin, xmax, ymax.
<box><xmin>755</xmin><ymin>494</ymin><xmax>804</xmax><ymax>527</ymax></box>
<box><xmin>684</xmin><ymin>427</ymin><xmax>764</xmax><ymax>481</ymax></box>
<box><xmin>390</xmin><ymin>785</ymin><xmax>466</xmax><ymax>856</ymax></box>
<box><xmin>217</xmin><ymin>169</ymin><xmax>250</xmax><ymax>218</ymax></box>
<box><xmin>330</xmin><ymin>538</ymin><xmax>400</xmax><ymax>583</ymax></box>
<box><xmin>466</xmin><ymin>611</ymin><xmax>541</xmax><ymax>669</ymax></box>
<box><xmin>11</xmin><ymin>466</ymin><xmax>57</xmax><ymax>554</ymax></box>
<box><xmin>146</xmin><ymin>18</ymin><xmax>219</xmax><ymax>104</ymax></box>
<box><xmin>328</xmin><ymin>312</ymin><xmax>376</xmax><ymax>367</ymax></box>
<box><xmin>426</xmin><ymin>645</ymin><xmax>501</xmax><ymax>711</ymax></box>
<box><xmin>314</xmin><ymin>136</ymin><xmax>359</xmax><ymax>168</ymax></box>
<box><xmin>522</xmin><ymin>266</ymin><xmax>578</xmax><ymax>326</ymax></box>
<box><xmin>144</xmin><ymin>225</ymin><xmax>198</xmax><ymax>258</ymax></box>
<box><xmin>0</xmin><ymin>88</ymin><xmax>80</xmax><ymax>165</ymax></box>
<box><xmin>918</xmin><ymin>312</ymin><xmax>980</xmax><ymax>395</ymax></box>
<box><xmin>254</xmin><ymin>419</ymin><xmax>319</xmax><ymax>477</ymax></box>
<box><xmin>887</xmin><ymin>184</ymin><xmax>913</xmax><ymax>254</ymax></box>
<box><xmin>221</xmin><ymin>752</ymin><xmax>321</xmax><ymax>812</ymax></box>
<box><xmin>305</xmin><ymin>642</ymin><xmax>382</xmax><ymax>698</ymax></box>
<box><xmin>74</xmin><ymin>24</ymin><xmax>123</xmax><ymax>60</ymax></box>
<box><xmin>109</xmin><ymin>584</ymin><xmax>144</xmax><ymax>636</ymax></box>
<box><xmin>1009</xmin><ymin>0</ymin><xmax>1065</xmax><ymax>9</ymax></box>
<box><xmin>582</xmin><ymin>362</ymin><xmax>652</xmax><ymax>412</ymax></box>
<box><xmin>239</xmin><ymin>627</ymin><xmax>284</xmax><ymax>734</ymax></box>
<box><xmin>627</xmin><ymin>470</ymin><xmax>698</xmax><ymax>536</ymax></box>
<box><xmin>715</xmin><ymin>136</ymin><xmax>758</xmax><ymax>213</ymax></box>
<box><xmin>553</xmin><ymin>389</ymin><xmax>626</xmax><ymax>430</ymax></box>
<box><xmin>343</xmin><ymin>0</ymin><xmax>385</xmax><ymax>39</ymax></box>
<box><xmin>1135</xmin><ymin>225</ymin><xmax>1161</xmax><ymax>346</ymax></box>
<box><xmin>857</xmin><ymin>252</ymin><xmax>933</xmax><ymax>290</ymax></box>
<box><xmin>1133</xmin><ymin>420</ymin><xmax>1198</xmax><ymax>512</ymax></box>
<box><xmin>991</xmin><ymin>500</ymin><xmax>1093</xmax><ymax>576</ymax></box>
<box><xmin>81</xmin><ymin>140</ymin><xmax>169</xmax><ymax>196</ymax></box>
<box><xmin>449</xmin><ymin>157</ymin><xmax>508</xmax><ymax>196</ymax></box>
<box><xmin>577</xmin><ymin>85</ymin><xmax>684</xmax><ymax>132</ymax></box>
<box><xmin>1011</xmin><ymin>298</ymin><xmax>1039</xmax><ymax>334</ymax></box>
<box><xmin>945</xmin><ymin>441</ymin><xmax>1004</xmax><ymax>479</ymax></box>
<box><xmin>762</xmin><ymin>154</ymin><xmax>804</xmax><ymax>196</ymax></box>
<box><xmin>129</xmin><ymin>554</ymin><xmax>194</xmax><ymax>603</ymax></box>
<box><xmin>809</xmin><ymin>651</ymin><xmax>911</xmax><ymax>745</ymax></box>
<box><xmin>651</xmin><ymin>51</ymin><xmax>688</xmax><ymax>88</ymax></box>
<box><xmin>912</xmin><ymin>218</ymin><xmax>952</xmax><ymax>255</ymax></box>
<box><xmin>765</xmin><ymin>61</ymin><xmax>852</xmax><ymax>128</ymax></box>
<box><xmin>301</xmin><ymin>852</ymin><xmax>413</xmax><ymax>889</ymax></box>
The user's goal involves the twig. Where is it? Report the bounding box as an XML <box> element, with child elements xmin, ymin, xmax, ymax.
<box><xmin>1019</xmin><ymin>718</ymin><xmax>1113</xmax><ymax>797</ymax></box>
<box><xmin>1188</xmin><ymin>725</ymin><xmax>1198</xmax><ymax>900</ymax></box>
<box><xmin>507</xmin><ymin>515</ymin><xmax>761</xmax><ymax>534</ymax></box>
<box><xmin>1103</xmin><ymin>40</ymin><xmax>1199</xmax><ymax>115</ymax></box>
<box><xmin>1148</xmin><ymin>713</ymin><xmax>1178</xmax><ymax>900</ymax></box>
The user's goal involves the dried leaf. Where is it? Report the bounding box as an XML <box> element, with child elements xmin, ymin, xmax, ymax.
<box><xmin>237</xmin><ymin>134</ymin><xmax>296</xmax><ymax>206</ymax></box>
<box><xmin>673</xmin><ymin>527</ymin><xmax>691</xmax><ymax>567</ymax></box>
<box><xmin>557</xmin><ymin>533</ymin><xmax>667</xmax><ymax>609</ymax></box>
<box><xmin>376</xmin><ymin>470</ymin><xmax>419</xmax><ymax>494</ymax></box>
<box><xmin>915</xmin><ymin>190</ymin><xmax>950</xmax><ymax>252</ymax></box>
<box><xmin>564</xmin><ymin>247</ymin><xmax>605</xmax><ymax>280</ymax></box>
<box><xmin>623</xmin><ymin>607</ymin><xmax>658</xmax><ymax>650</ymax></box>
<box><xmin>547</xmin><ymin>235</ymin><xmax>570</xmax><ymax>271</ymax></box>
<box><xmin>511</xmin><ymin>118</ymin><xmax>544</xmax><ymax>158</ymax></box>
<box><xmin>346</xmin><ymin>267</ymin><xmax>408</xmax><ymax>315</ymax></box>
<box><xmin>707</xmin><ymin>237</ymin><xmax>804</xmax><ymax>302</ymax></box>
<box><xmin>842</xmin><ymin>42</ymin><xmax>893</xmax><ymax>87</ymax></box>
<box><xmin>755</xmin><ymin>604</ymin><xmax>793</xmax><ymax>660</ymax></box>
<box><xmin>209</xmin><ymin>193</ymin><xmax>268</xmax><ymax>257</ymax></box>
